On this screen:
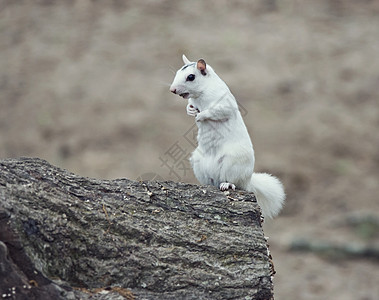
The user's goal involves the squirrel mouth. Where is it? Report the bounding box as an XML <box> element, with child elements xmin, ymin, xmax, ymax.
<box><xmin>179</xmin><ymin>93</ymin><xmax>190</xmax><ymax>99</ymax></box>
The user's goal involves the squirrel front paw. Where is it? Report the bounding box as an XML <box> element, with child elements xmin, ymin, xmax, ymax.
<box><xmin>187</xmin><ymin>104</ymin><xmax>199</xmax><ymax>117</ymax></box>
<box><xmin>195</xmin><ymin>111</ymin><xmax>208</xmax><ymax>122</ymax></box>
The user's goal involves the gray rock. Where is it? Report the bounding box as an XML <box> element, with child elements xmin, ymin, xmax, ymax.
<box><xmin>0</xmin><ymin>157</ymin><xmax>274</xmax><ymax>299</ymax></box>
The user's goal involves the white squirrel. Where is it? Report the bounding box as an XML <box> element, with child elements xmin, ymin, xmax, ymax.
<box><xmin>169</xmin><ymin>55</ymin><xmax>285</xmax><ymax>218</ymax></box>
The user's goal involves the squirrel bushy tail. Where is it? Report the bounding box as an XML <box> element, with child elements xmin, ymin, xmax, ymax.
<box><xmin>247</xmin><ymin>173</ymin><xmax>285</xmax><ymax>219</ymax></box>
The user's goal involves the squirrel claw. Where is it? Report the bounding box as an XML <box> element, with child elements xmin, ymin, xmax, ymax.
<box><xmin>219</xmin><ymin>182</ymin><xmax>236</xmax><ymax>191</ymax></box>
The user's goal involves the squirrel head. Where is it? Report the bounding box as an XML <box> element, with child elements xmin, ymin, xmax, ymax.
<box><xmin>170</xmin><ymin>55</ymin><xmax>210</xmax><ymax>100</ymax></box>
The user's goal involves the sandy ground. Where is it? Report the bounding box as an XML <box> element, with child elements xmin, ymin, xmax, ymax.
<box><xmin>1</xmin><ymin>1</ymin><xmax>379</xmax><ymax>299</ymax></box>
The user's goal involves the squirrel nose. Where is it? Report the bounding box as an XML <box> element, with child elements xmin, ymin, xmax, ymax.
<box><xmin>170</xmin><ymin>87</ymin><xmax>177</xmax><ymax>94</ymax></box>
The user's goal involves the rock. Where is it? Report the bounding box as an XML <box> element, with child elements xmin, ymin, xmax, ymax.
<box><xmin>0</xmin><ymin>157</ymin><xmax>274</xmax><ymax>299</ymax></box>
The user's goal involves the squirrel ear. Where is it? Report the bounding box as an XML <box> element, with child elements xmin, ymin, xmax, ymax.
<box><xmin>197</xmin><ymin>59</ymin><xmax>207</xmax><ymax>76</ymax></box>
<box><xmin>182</xmin><ymin>54</ymin><xmax>191</xmax><ymax>65</ymax></box>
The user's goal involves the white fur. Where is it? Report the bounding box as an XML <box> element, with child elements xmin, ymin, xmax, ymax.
<box><xmin>170</xmin><ymin>55</ymin><xmax>285</xmax><ymax>218</ymax></box>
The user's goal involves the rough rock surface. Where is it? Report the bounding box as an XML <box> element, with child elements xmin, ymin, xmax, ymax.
<box><xmin>0</xmin><ymin>158</ymin><xmax>274</xmax><ymax>299</ymax></box>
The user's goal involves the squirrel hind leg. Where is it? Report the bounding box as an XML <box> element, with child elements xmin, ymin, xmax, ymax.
<box><xmin>219</xmin><ymin>182</ymin><xmax>236</xmax><ymax>191</ymax></box>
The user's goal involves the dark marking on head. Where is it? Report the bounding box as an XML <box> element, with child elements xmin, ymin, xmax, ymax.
<box><xmin>181</xmin><ymin>62</ymin><xmax>196</xmax><ymax>71</ymax></box>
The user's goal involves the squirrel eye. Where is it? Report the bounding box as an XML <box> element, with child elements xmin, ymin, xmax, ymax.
<box><xmin>186</xmin><ymin>74</ymin><xmax>195</xmax><ymax>81</ymax></box>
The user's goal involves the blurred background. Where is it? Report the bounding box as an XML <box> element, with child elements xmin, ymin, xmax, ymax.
<box><xmin>1</xmin><ymin>1</ymin><xmax>378</xmax><ymax>299</ymax></box>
